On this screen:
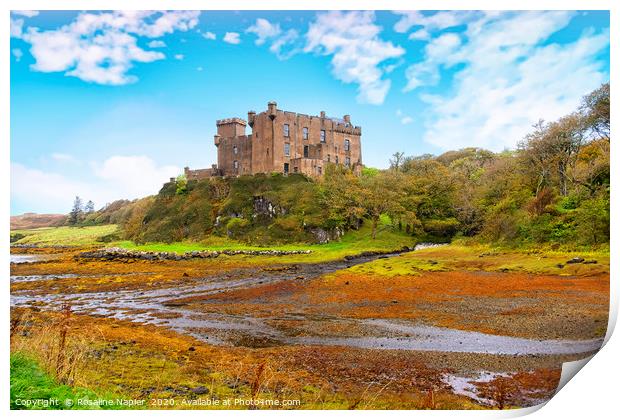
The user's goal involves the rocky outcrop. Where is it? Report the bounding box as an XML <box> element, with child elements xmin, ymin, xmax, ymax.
<box><xmin>253</xmin><ymin>196</ymin><xmax>283</xmax><ymax>218</ymax></box>
<box><xmin>75</xmin><ymin>247</ymin><xmax>312</xmax><ymax>262</ymax></box>
<box><xmin>310</xmin><ymin>227</ymin><xmax>343</xmax><ymax>244</ymax></box>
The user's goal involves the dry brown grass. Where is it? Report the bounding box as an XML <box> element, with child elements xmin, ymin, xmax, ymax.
<box><xmin>11</xmin><ymin>307</ymin><xmax>102</xmax><ymax>387</ymax></box>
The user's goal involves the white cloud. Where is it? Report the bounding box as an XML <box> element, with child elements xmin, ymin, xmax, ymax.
<box><xmin>51</xmin><ymin>153</ymin><xmax>78</xmax><ymax>163</ymax></box>
<box><xmin>269</xmin><ymin>29</ymin><xmax>299</xmax><ymax>59</ymax></box>
<box><xmin>15</xmin><ymin>11</ymin><xmax>200</xmax><ymax>85</ymax></box>
<box><xmin>247</xmin><ymin>18</ymin><xmax>281</xmax><ymax>45</ymax></box>
<box><xmin>91</xmin><ymin>155</ymin><xmax>180</xmax><ymax>198</ymax></box>
<box><xmin>245</xmin><ymin>18</ymin><xmax>300</xmax><ymax>60</ymax></box>
<box><xmin>12</xmin><ymin>10</ymin><xmax>39</xmax><ymax>18</ymax></box>
<box><xmin>174</xmin><ymin>54</ymin><xmax>184</xmax><ymax>60</ymax></box>
<box><xmin>202</xmin><ymin>31</ymin><xmax>216</xmax><ymax>40</ymax></box>
<box><xmin>396</xmin><ymin>109</ymin><xmax>413</xmax><ymax>125</ymax></box>
<box><xmin>10</xmin><ymin>18</ymin><xmax>24</xmax><ymax>37</ymax></box>
<box><xmin>12</xmin><ymin>48</ymin><xmax>23</xmax><ymax>62</ymax></box>
<box><xmin>393</xmin><ymin>11</ymin><xmax>472</xmax><ymax>34</ymax></box>
<box><xmin>404</xmin><ymin>11</ymin><xmax>609</xmax><ymax>151</ymax></box>
<box><xmin>383</xmin><ymin>60</ymin><xmax>402</xmax><ymax>74</ymax></box>
<box><xmin>305</xmin><ymin>11</ymin><xmax>404</xmax><ymax>105</ymax></box>
<box><xmin>409</xmin><ymin>29</ymin><xmax>430</xmax><ymax>41</ymax></box>
<box><xmin>12</xmin><ymin>163</ymin><xmax>93</xmax><ymax>214</ymax></box>
<box><xmin>11</xmin><ymin>156</ymin><xmax>181</xmax><ymax>214</ymax></box>
<box><xmin>147</xmin><ymin>40</ymin><xmax>166</xmax><ymax>48</ymax></box>
<box><xmin>223</xmin><ymin>32</ymin><xmax>241</xmax><ymax>44</ymax></box>
<box><xmin>197</xmin><ymin>66</ymin><xmax>204</xmax><ymax>71</ymax></box>
<box><xmin>404</xmin><ymin>33</ymin><xmax>461</xmax><ymax>92</ymax></box>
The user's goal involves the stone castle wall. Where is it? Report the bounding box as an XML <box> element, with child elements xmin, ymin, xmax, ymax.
<box><xmin>183</xmin><ymin>101</ymin><xmax>363</xmax><ymax>180</ymax></box>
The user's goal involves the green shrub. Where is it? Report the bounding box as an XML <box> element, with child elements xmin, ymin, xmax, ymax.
<box><xmin>422</xmin><ymin>218</ymin><xmax>460</xmax><ymax>238</ymax></box>
<box><xmin>226</xmin><ymin>217</ymin><xmax>249</xmax><ymax>238</ymax></box>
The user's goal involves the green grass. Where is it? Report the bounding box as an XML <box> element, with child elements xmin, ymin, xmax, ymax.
<box><xmin>10</xmin><ymin>352</ymin><xmax>135</xmax><ymax>410</ymax></box>
<box><xmin>114</xmin><ymin>217</ymin><xmax>415</xmax><ymax>263</ymax></box>
<box><xmin>11</xmin><ymin>225</ymin><xmax>120</xmax><ymax>246</ymax></box>
<box><xmin>346</xmin><ymin>243</ymin><xmax>610</xmax><ymax>277</ymax></box>
<box><xmin>10</xmin><ymin>219</ymin><xmax>415</xmax><ymax>263</ymax></box>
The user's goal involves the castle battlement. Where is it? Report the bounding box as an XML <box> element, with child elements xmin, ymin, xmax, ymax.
<box><xmin>216</xmin><ymin>117</ymin><xmax>247</xmax><ymax>126</ymax></box>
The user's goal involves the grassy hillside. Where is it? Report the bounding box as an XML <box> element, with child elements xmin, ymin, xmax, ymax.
<box><xmin>121</xmin><ymin>173</ymin><xmax>357</xmax><ymax>245</ymax></box>
<box><xmin>11</xmin><ymin>225</ymin><xmax>120</xmax><ymax>246</ymax></box>
<box><xmin>10</xmin><ymin>213</ymin><xmax>66</xmax><ymax>230</ymax></box>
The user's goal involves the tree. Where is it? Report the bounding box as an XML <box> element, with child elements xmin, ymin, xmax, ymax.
<box><xmin>580</xmin><ymin>82</ymin><xmax>609</xmax><ymax>141</ymax></box>
<box><xmin>389</xmin><ymin>151</ymin><xmax>405</xmax><ymax>170</ymax></box>
<box><xmin>572</xmin><ymin>139</ymin><xmax>610</xmax><ymax>195</ymax></box>
<box><xmin>519</xmin><ymin>114</ymin><xmax>585</xmax><ymax>196</ymax></box>
<box><xmin>175</xmin><ymin>174</ymin><xmax>188</xmax><ymax>195</ymax></box>
<box><xmin>359</xmin><ymin>170</ymin><xmax>405</xmax><ymax>239</ymax></box>
<box><xmin>84</xmin><ymin>200</ymin><xmax>95</xmax><ymax>213</ymax></box>
<box><xmin>320</xmin><ymin>164</ymin><xmax>365</xmax><ymax>230</ymax></box>
<box><xmin>68</xmin><ymin>196</ymin><xmax>83</xmax><ymax>225</ymax></box>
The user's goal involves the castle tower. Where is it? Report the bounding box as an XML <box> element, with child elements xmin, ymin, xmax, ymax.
<box><xmin>216</xmin><ymin>118</ymin><xmax>247</xmax><ymax>138</ymax></box>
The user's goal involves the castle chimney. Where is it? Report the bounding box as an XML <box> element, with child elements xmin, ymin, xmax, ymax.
<box><xmin>214</xmin><ymin>134</ymin><xmax>221</xmax><ymax>146</ymax></box>
<box><xmin>170</xmin><ymin>177</ymin><xmax>175</xmax><ymax>183</ymax></box>
<box><xmin>343</xmin><ymin>114</ymin><xmax>351</xmax><ymax>124</ymax></box>
<box><xmin>268</xmin><ymin>101</ymin><xmax>277</xmax><ymax>120</ymax></box>
<box><xmin>320</xmin><ymin>111</ymin><xmax>326</xmax><ymax>118</ymax></box>
<box><xmin>248</xmin><ymin>110</ymin><xmax>256</xmax><ymax>127</ymax></box>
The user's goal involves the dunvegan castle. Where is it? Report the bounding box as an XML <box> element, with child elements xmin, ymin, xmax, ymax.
<box><xmin>182</xmin><ymin>101</ymin><xmax>362</xmax><ymax>181</ymax></box>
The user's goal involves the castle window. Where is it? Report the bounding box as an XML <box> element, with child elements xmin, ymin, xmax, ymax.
<box><xmin>234</xmin><ymin>160</ymin><xmax>239</xmax><ymax>169</ymax></box>
<box><xmin>345</xmin><ymin>157</ymin><xmax>351</xmax><ymax>166</ymax></box>
<box><xmin>284</xmin><ymin>163</ymin><xmax>289</xmax><ymax>174</ymax></box>
<box><xmin>335</xmin><ymin>155</ymin><xmax>339</xmax><ymax>164</ymax></box>
<box><xmin>284</xmin><ymin>143</ymin><xmax>290</xmax><ymax>157</ymax></box>
<box><xmin>233</xmin><ymin>145</ymin><xmax>238</xmax><ymax>155</ymax></box>
<box><xmin>303</xmin><ymin>127</ymin><xmax>309</xmax><ymax>140</ymax></box>
<box><xmin>327</xmin><ymin>154</ymin><xmax>331</xmax><ymax>162</ymax></box>
<box><xmin>303</xmin><ymin>145</ymin><xmax>309</xmax><ymax>158</ymax></box>
<box><xmin>320</xmin><ymin>130</ymin><xmax>326</xmax><ymax>142</ymax></box>
<box><xmin>317</xmin><ymin>166</ymin><xmax>322</xmax><ymax>175</ymax></box>
<box><xmin>283</xmin><ymin>124</ymin><xmax>290</xmax><ymax>137</ymax></box>
<box><xmin>344</xmin><ymin>139</ymin><xmax>350</xmax><ymax>151</ymax></box>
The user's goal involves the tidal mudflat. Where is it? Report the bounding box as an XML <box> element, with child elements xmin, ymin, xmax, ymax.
<box><xmin>10</xmin><ymin>245</ymin><xmax>609</xmax><ymax>409</ymax></box>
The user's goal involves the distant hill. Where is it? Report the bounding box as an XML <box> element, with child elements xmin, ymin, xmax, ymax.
<box><xmin>11</xmin><ymin>213</ymin><xmax>66</xmax><ymax>230</ymax></box>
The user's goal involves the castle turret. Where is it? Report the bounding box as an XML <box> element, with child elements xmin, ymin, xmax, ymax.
<box><xmin>268</xmin><ymin>101</ymin><xmax>277</xmax><ymax>120</ymax></box>
<box><xmin>343</xmin><ymin>114</ymin><xmax>351</xmax><ymax>124</ymax></box>
<box><xmin>248</xmin><ymin>110</ymin><xmax>256</xmax><ymax>127</ymax></box>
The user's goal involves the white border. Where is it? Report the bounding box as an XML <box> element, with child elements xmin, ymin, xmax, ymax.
<box><xmin>2</xmin><ymin>1</ymin><xmax>616</xmax><ymax>420</ymax></box>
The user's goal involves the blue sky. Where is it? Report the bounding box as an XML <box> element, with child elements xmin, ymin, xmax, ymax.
<box><xmin>10</xmin><ymin>10</ymin><xmax>609</xmax><ymax>215</ymax></box>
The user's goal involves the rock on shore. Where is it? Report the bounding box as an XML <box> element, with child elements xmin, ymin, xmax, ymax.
<box><xmin>75</xmin><ymin>247</ymin><xmax>312</xmax><ymax>262</ymax></box>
